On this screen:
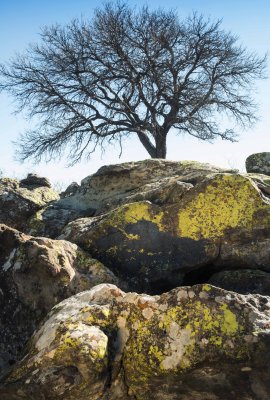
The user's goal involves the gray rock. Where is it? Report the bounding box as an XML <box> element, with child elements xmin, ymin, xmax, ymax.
<box><xmin>246</xmin><ymin>152</ymin><xmax>270</xmax><ymax>175</ymax></box>
<box><xmin>60</xmin><ymin>173</ymin><xmax>270</xmax><ymax>293</ymax></box>
<box><xmin>209</xmin><ymin>269</ymin><xmax>270</xmax><ymax>295</ymax></box>
<box><xmin>0</xmin><ymin>177</ymin><xmax>59</xmax><ymax>231</ymax></box>
<box><xmin>0</xmin><ymin>224</ymin><xmax>121</xmax><ymax>378</ymax></box>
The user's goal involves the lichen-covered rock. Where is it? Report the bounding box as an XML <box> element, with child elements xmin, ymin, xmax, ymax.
<box><xmin>61</xmin><ymin>173</ymin><xmax>270</xmax><ymax>293</ymax></box>
<box><xmin>59</xmin><ymin>159</ymin><xmax>232</xmax><ymax>214</ymax></box>
<box><xmin>0</xmin><ymin>225</ymin><xmax>121</xmax><ymax>378</ymax></box>
<box><xmin>0</xmin><ymin>284</ymin><xmax>124</xmax><ymax>400</ymax></box>
<box><xmin>0</xmin><ymin>176</ymin><xmax>59</xmax><ymax>231</ymax></box>
<box><xmin>29</xmin><ymin>159</ymin><xmax>233</xmax><ymax>237</ymax></box>
<box><xmin>246</xmin><ymin>152</ymin><xmax>270</xmax><ymax>175</ymax></box>
<box><xmin>1</xmin><ymin>284</ymin><xmax>270</xmax><ymax>400</ymax></box>
<box><xmin>208</xmin><ymin>269</ymin><xmax>270</xmax><ymax>295</ymax></box>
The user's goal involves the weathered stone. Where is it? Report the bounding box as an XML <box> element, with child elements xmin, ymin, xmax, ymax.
<box><xmin>1</xmin><ymin>284</ymin><xmax>270</xmax><ymax>400</ymax></box>
<box><xmin>0</xmin><ymin>177</ymin><xmax>59</xmax><ymax>231</ymax></box>
<box><xmin>0</xmin><ymin>224</ymin><xmax>121</xmax><ymax>378</ymax></box>
<box><xmin>247</xmin><ymin>172</ymin><xmax>270</xmax><ymax>197</ymax></box>
<box><xmin>28</xmin><ymin>204</ymin><xmax>85</xmax><ymax>238</ymax></box>
<box><xmin>209</xmin><ymin>269</ymin><xmax>270</xmax><ymax>295</ymax></box>
<box><xmin>59</xmin><ymin>159</ymin><xmax>234</xmax><ymax>214</ymax></box>
<box><xmin>30</xmin><ymin>160</ymin><xmax>234</xmax><ymax>237</ymax></box>
<box><xmin>246</xmin><ymin>152</ymin><xmax>270</xmax><ymax>175</ymax></box>
<box><xmin>60</xmin><ymin>181</ymin><xmax>80</xmax><ymax>197</ymax></box>
<box><xmin>217</xmin><ymin>237</ymin><xmax>270</xmax><ymax>270</ymax></box>
<box><xmin>61</xmin><ymin>173</ymin><xmax>270</xmax><ymax>293</ymax></box>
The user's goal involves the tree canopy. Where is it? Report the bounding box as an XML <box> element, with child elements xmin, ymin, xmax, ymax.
<box><xmin>0</xmin><ymin>2</ymin><xmax>267</xmax><ymax>163</ymax></box>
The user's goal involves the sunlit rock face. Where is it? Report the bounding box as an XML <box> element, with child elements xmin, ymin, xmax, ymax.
<box><xmin>0</xmin><ymin>175</ymin><xmax>59</xmax><ymax>232</ymax></box>
<box><xmin>28</xmin><ymin>159</ymin><xmax>233</xmax><ymax>238</ymax></box>
<box><xmin>60</xmin><ymin>173</ymin><xmax>270</xmax><ymax>293</ymax></box>
<box><xmin>0</xmin><ymin>224</ymin><xmax>121</xmax><ymax>378</ymax></box>
<box><xmin>1</xmin><ymin>284</ymin><xmax>270</xmax><ymax>400</ymax></box>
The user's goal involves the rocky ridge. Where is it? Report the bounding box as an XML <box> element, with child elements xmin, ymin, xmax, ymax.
<box><xmin>0</xmin><ymin>156</ymin><xmax>270</xmax><ymax>399</ymax></box>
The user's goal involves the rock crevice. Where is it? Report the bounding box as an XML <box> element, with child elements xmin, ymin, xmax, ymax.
<box><xmin>0</xmin><ymin>158</ymin><xmax>270</xmax><ymax>399</ymax></box>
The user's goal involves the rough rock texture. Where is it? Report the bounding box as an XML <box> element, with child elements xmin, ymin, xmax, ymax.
<box><xmin>61</xmin><ymin>173</ymin><xmax>270</xmax><ymax>293</ymax></box>
<box><xmin>0</xmin><ymin>225</ymin><xmax>121</xmax><ymax>378</ymax></box>
<box><xmin>0</xmin><ymin>176</ymin><xmax>59</xmax><ymax>231</ymax></box>
<box><xmin>29</xmin><ymin>160</ymin><xmax>233</xmax><ymax>238</ymax></box>
<box><xmin>208</xmin><ymin>269</ymin><xmax>270</xmax><ymax>295</ymax></box>
<box><xmin>246</xmin><ymin>152</ymin><xmax>270</xmax><ymax>176</ymax></box>
<box><xmin>1</xmin><ymin>158</ymin><xmax>270</xmax><ymax>399</ymax></box>
<box><xmin>247</xmin><ymin>173</ymin><xmax>270</xmax><ymax>196</ymax></box>
<box><xmin>28</xmin><ymin>204</ymin><xmax>84</xmax><ymax>239</ymax></box>
<box><xmin>1</xmin><ymin>284</ymin><xmax>270</xmax><ymax>400</ymax></box>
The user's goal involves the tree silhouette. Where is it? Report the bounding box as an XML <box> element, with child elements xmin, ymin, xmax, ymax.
<box><xmin>0</xmin><ymin>3</ymin><xmax>266</xmax><ymax>163</ymax></box>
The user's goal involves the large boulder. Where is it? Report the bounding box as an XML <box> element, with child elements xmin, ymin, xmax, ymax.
<box><xmin>0</xmin><ymin>175</ymin><xmax>59</xmax><ymax>231</ymax></box>
<box><xmin>28</xmin><ymin>160</ymin><xmax>233</xmax><ymax>238</ymax></box>
<box><xmin>246</xmin><ymin>152</ymin><xmax>270</xmax><ymax>175</ymax></box>
<box><xmin>0</xmin><ymin>224</ymin><xmax>121</xmax><ymax>378</ymax></box>
<box><xmin>59</xmin><ymin>159</ymin><xmax>232</xmax><ymax>213</ymax></box>
<box><xmin>61</xmin><ymin>173</ymin><xmax>270</xmax><ymax>293</ymax></box>
<box><xmin>1</xmin><ymin>284</ymin><xmax>270</xmax><ymax>400</ymax></box>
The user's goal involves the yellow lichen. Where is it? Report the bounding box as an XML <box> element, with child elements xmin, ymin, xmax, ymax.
<box><xmin>202</xmin><ymin>284</ymin><xmax>212</xmax><ymax>292</ymax></box>
<box><xmin>125</xmin><ymin>296</ymin><xmax>247</xmax><ymax>391</ymax></box>
<box><xmin>219</xmin><ymin>303</ymin><xmax>239</xmax><ymax>335</ymax></box>
<box><xmin>54</xmin><ymin>322</ymin><xmax>108</xmax><ymax>372</ymax></box>
<box><xmin>178</xmin><ymin>174</ymin><xmax>270</xmax><ymax>240</ymax></box>
<box><xmin>108</xmin><ymin>202</ymin><xmax>166</xmax><ymax>233</ymax></box>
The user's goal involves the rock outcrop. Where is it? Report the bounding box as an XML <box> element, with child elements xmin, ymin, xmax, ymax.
<box><xmin>28</xmin><ymin>160</ymin><xmax>234</xmax><ymax>238</ymax></box>
<box><xmin>1</xmin><ymin>284</ymin><xmax>270</xmax><ymax>400</ymax></box>
<box><xmin>60</xmin><ymin>173</ymin><xmax>270</xmax><ymax>293</ymax></box>
<box><xmin>1</xmin><ymin>158</ymin><xmax>270</xmax><ymax>399</ymax></box>
<box><xmin>0</xmin><ymin>224</ymin><xmax>120</xmax><ymax>378</ymax></box>
<box><xmin>246</xmin><ymin>152</ymin><xmax>270</xmax><ymax>176</ymax></box>
<box><xmin>0</xmin><ymin>175</ymin><xmax>59</xmax><ymax>231</ymax></box>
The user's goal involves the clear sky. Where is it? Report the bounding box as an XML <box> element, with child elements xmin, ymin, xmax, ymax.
<box><xmin>1</xmin><ymin>0</ymin><xmax>270</xmax><ymax>187</ymax></box>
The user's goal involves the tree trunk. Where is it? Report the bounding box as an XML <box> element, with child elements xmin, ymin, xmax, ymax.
<box><xmin>137</xmin><ymin>130</ymin><xmax>167</xmax><ymax>159</ymax></box>
<box><xmin>153</xmin><ymin>132</ymin><xmax>167</xmax><ymax>159</ymax></box>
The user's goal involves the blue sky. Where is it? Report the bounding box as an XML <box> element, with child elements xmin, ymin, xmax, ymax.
<box><xmin>1</xmin><ymin>0</ymin><xmax>270</xmax><ymax>186</ymax></box>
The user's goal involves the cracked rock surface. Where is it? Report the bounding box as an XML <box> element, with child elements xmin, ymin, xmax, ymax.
<box><xmin>1</xmin><ymin>284</ymin><xmax>270</xmax><ymax>400</ymax></box>
<box><xmin>1</xmin><ymin>157</ymin><xmax>270</xmax><ymax>399</ymax></box>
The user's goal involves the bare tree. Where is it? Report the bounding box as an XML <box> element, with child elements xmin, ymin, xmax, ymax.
<box><xmin>0</xmin><ymin>3</ymin><xmax>267</xmax><ymax>163</ymax></box>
